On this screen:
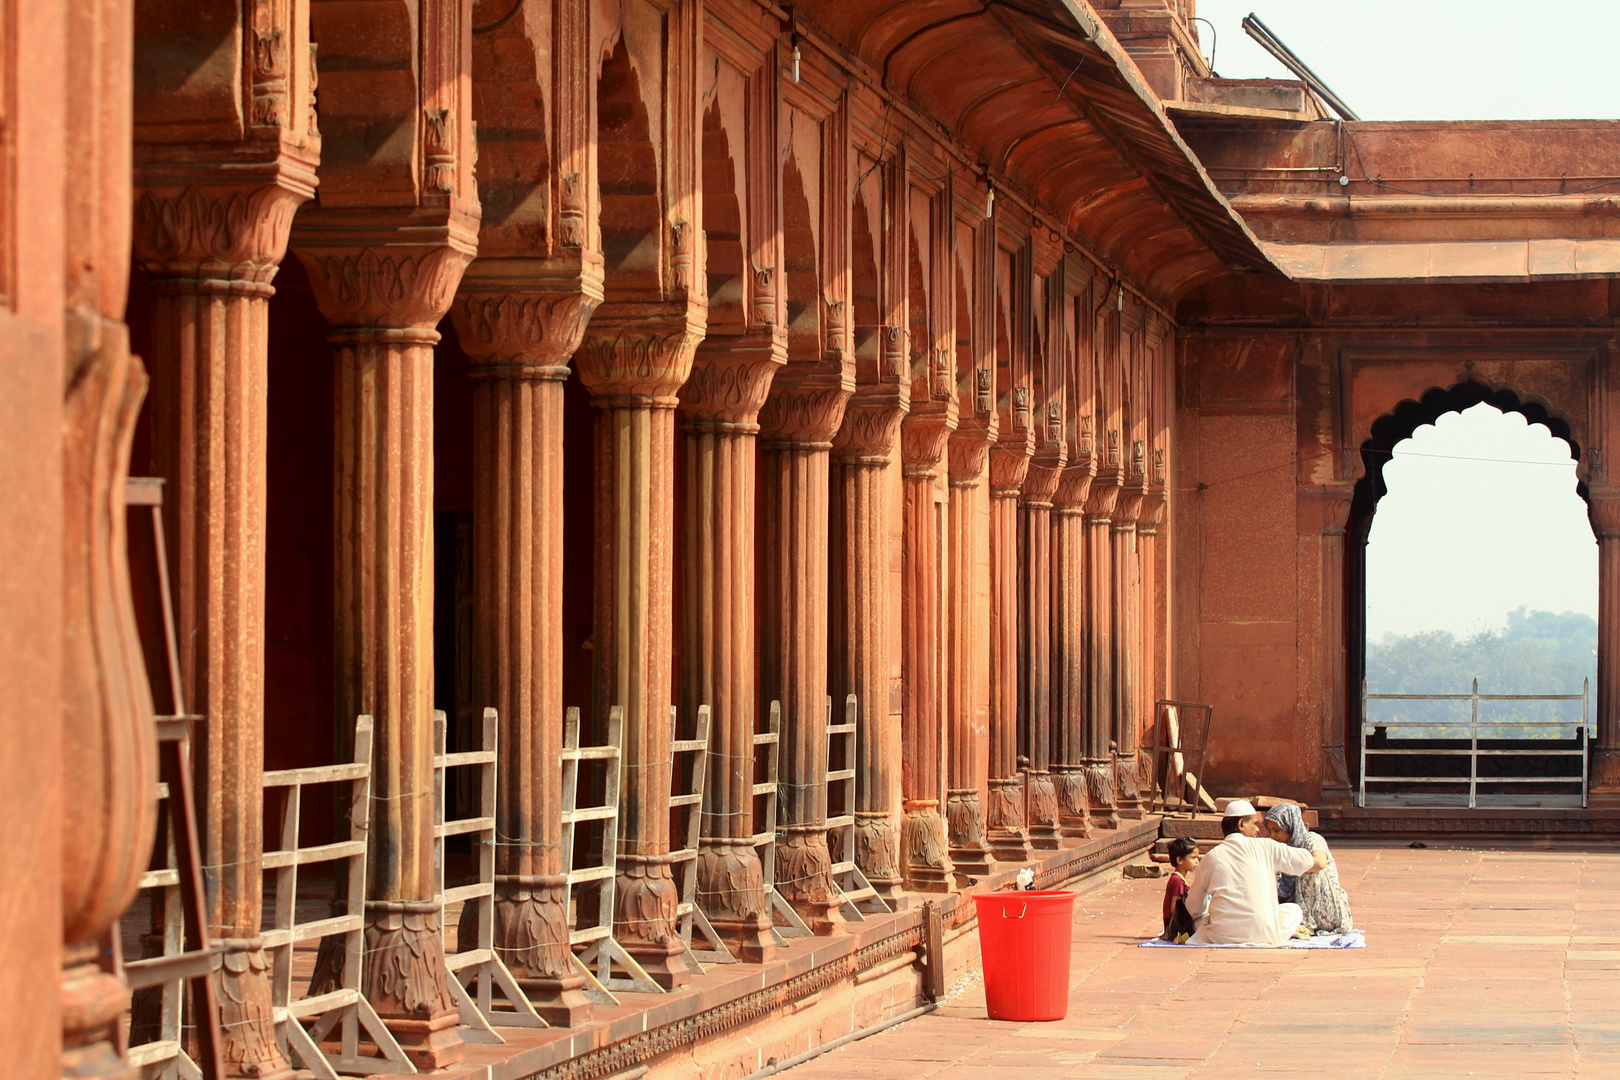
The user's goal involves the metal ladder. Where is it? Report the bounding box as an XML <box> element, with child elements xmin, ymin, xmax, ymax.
<box><xmin>826</xmin><ymin>695</ymin><xmax>890</xmax><ymax>920</ymax></box>
<box><xmin>432</xmin><ymin>708</ymin><xmax>547</xmax><ymax>1040</ymax></box>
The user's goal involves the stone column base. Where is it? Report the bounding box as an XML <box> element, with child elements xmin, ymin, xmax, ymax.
<box><xmin>1085</xmin><ymin>760</ymin><xmax>1120</xmax><ymax>829</ymax></box>
<box><xmin>362</xmin><ymin>900</ymin><xmax>464</xmax><ymax>1071</ymax></box>
<box><xmin>696</xmin><ymin>839</ymin><xmax>777</xmax><ymax>964</ymax></box>
<box><xmin>615</xmin><ymin>853</ymin><xmax>695</xmax><ymax>989</ymax></box>
<box><xmin>1025</xmin><ymin>771</ymin><xmax>1061</xmax><ymax>850</ymax></box>
<box><xmin>900</xmin><ymin>801</ymin><xmax>957</xmax><ymax>892</ymax></box>
<box><xmin>1052</xmin><ymin>767</ymin><xmax>1094</xmax><ymax>839</ymax></box>
<box><xmin>480</xmin><ymin>875</ymin><xmax>593</xmax><ymax>1028</ymax></box>
<box><xmin>62</xmin><ymin>946</ymin><xmax>135</xmax><ymax>1080</ymax></box>
<box><xmin>946</xmin><ymin>788</ymin><xmax>994</xmax><ymax>877</ymax></box>
<box><xmin>852</xmin><ymin>811</ymin><xmax>907</xmax><ymax>905</ymax></box>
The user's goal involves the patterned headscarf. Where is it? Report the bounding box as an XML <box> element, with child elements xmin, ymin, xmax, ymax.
<box><xmin>1264</xmin><ymin>803</ymin><xmax>1312</xmax><ymax>902</ymax></box>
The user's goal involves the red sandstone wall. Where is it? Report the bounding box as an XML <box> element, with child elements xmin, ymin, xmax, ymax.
<box><xmin>1176</xmin><ymin>335</ymin><xmax>1322</xmax><ymax>800</ymax></box>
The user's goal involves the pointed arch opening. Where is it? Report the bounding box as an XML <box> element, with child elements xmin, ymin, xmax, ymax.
<box><xmin>597</xmin><ymin>39</ymin><xmax>661</xmax><ymax>300</ymax></box>
<box><xmin>782</xmin><ymin>151</ymin><xmax>821</xmax><ymax>362</ymax></box>
<box><xmin>1348</xmin><ymin>381</ymin><xmax>1596</xmax><ymax>807</ymax></box>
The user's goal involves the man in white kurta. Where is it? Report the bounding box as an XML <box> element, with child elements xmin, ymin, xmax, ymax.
<box><xmin>1184</xmin><ymin>801</ymin><xmax>1325</xmax><ymax>946</ymax></box>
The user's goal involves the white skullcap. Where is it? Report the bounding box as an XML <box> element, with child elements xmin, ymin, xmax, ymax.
<box><xmin>1222</xmin><ymin>799</ymin><xmax>1257</xmax><ymax>818</ymax></box>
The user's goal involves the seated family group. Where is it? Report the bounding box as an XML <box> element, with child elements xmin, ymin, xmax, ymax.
<box><xmin>1162</xmin><ymin>800</ymin><xmax>1355</xmax><ymax>946</ymax></box>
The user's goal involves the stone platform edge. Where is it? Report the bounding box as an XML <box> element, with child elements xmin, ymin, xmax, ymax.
<box><xmin>441</xmin><ymin>816</ymin><xmax>1160</xmax><ymax>1080</ymax></box>
<box><xmin>1317</xmin><ymin>805</ymin><xmax>1620</xmax><ymax>838</ymax></box>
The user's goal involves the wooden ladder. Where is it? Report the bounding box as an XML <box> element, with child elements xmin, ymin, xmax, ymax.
<box><xmin>118</xmin><ymin>477</ymin><xmax>225</xmax><ymax>1080</ymax></box>
<box><xmin>826</xmin><ymin>695</ymin><xmax>890</xmax><ymax>920</ymax></box>
<box><xmin>262</xmin><ymin>715</ymin><xmax>416</xmax><ymax>1077</ymax></box>
<box><xmin>560</xmin><ymin>706</ymin><xmax>663</xmax><ymax>997</ymax></box>
<box><xmin>433</xmin><ymin>708</ymin><xmax>547</xmax><ymax>1040</ymax></box>
<box><xmin>755</xmin><ymin>702</ymin><xmax>812</xmax><ymax>942</ymax></box>
<box><xmin>670</xmin><ymin>706</ymin><xmax>732</xmax><ymax>966</ymax></box>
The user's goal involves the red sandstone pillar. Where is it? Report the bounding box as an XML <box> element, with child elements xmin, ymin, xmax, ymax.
<box><xmin>831</xmin><ymin>389</ymin><xmax>907</xmax><ymax>903</ymax></box>
<box><xmin>1083</xmin><ymin>475</ymin><xmax>1120</xmax><ymax>827</ymax></box>
<box><xmin>946</xmin><ymin>421</ymin><xmax>993</xmax><ymax>876</ymax></box>
<box><xmin>134</xmin><ymin>157</ymin><xmax>316</xmax><ymax>1077</ymax></box>
<box><xmin>297</xmin><ymin>228</ymin><xmax>475</xmax><ymax>1069</ymax></box>
<box><xmin>760</xmin><ymin>369</ymin><xmax>853</xmax><ymax>934</ymax></box>
<box><xmin>1050</xmin><ymin>457</ymin><xmax>1095</xmax><ymax>839</ymax></box>
<box><xmin>60</xmin><ymin>0</ymin><xmax>159</xmax><ymax>1071</ymax></box>
<box><xmin>986</xmin><ymin>425</ymin><xmax>1034</xmax><ymax>861</ymax></box>
<box><xmin>1591</xmin><ymin>496</ymin><xmax>1620</xmax><ymax>801</ymax></box>
<box><xmin>1019</xmin><ymin>442</ymin><xmax>1064</xmax><ymax>851</ymax></box>
<box><xmin>1136</xmin><ymin>482</ymin><xmax>1168</xmax><ymax>808</ymax></box>
<box><xmin>680</xmin><ymin>332</ymin><xmax>782</xmax><ymax>962</ymax></box>
<box><xmin>1316</xmin><ymin>486</ymin><xmax>1355</xmax><ymax>805</ymax></box>
<box><xmin>1113</xmin><ymin>472</ymin><xmax>1146</xmax><ymax>818</ymax></box>
<box><xmin>899</xmin><ymin>409</ymin><xmax>959</xmax><ymax>890</ymax></box>
<box><xmin>450</xmin><ymin>273</ymin><xmax>601</xmax><ymax>1026</ymax></box>
<box><xmin>576</xmin><ymin>312</ymin><xmax>700</xmax><ymax>988</ymax></box>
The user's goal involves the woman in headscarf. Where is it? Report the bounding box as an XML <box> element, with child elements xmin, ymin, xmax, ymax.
<box><xmin>1262</xmin><ymin>802</ymin><xmax>1354</xmax><ymax>935</ymax></box>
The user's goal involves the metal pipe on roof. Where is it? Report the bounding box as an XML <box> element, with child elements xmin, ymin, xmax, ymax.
<box><xmin>1241</xmin><ymin>13</ymin><xmax>1361</xmax><ymax>122</ymax></box>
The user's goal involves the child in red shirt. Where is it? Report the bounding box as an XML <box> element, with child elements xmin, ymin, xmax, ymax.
<box><xmin>1162</xmin><ymin>837</ymin><xmax>1200</xmax><ymax>941</ymax></box>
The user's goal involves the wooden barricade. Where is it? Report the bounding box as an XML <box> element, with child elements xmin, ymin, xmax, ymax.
<box><xmin>262</xmin><ymin>715</ymin><xmax>416</xmax><ymax>1077</ymax></box>
<box><xmin>669</xmin><ymin>706</ymin><xmax>731</xmax><ymax>966</ymax></box>
<box><xmin>825</xmin><ymin>695</ymin><xmax>890</xmax><ymax>920</ymax></box>
<box><xmin>432</xmin><ymin>709</ymin><xmax>547</xmax><ymax>1040</ymax></box>
<box><xmin>755</xmin><ymin>702</ymin><xmax>811</xmax><ymax>942</ymax></box>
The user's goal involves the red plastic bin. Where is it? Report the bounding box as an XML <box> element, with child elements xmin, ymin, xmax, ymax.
<box><xmin>971</xmin><ymin>889</ymin><xmax>1076</xmax><ymax>1021</ymax></box>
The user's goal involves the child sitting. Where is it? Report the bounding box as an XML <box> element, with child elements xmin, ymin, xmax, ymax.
<box><xmin>1161</xmin><ymin>837</ymin><xmax>1200</xmax><ymax>941</ymax></box>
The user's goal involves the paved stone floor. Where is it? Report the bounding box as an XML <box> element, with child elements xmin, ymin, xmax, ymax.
<box><xmin>784</xmin><ymin>845</ymin><xmax>1620</xmax><ymax>1079</ymax></box>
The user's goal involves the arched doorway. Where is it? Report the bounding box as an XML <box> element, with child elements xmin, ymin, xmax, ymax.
<box><xmin>1348</xmin><ymin>382</ymin><xmax>1595</xmax><ymax>805</ymax></box>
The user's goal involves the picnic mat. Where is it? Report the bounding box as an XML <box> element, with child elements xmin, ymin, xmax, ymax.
<box><xmin>1139</xmin><ymin>929</ymin><xmax>1366</xmax><ymax>950</ymax></box>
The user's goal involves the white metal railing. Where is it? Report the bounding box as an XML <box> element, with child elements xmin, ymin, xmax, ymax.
<box><xmin>1359</xmin><ymin>678</ymin><xmax>1590</xmax><ymax>808</ymax></box>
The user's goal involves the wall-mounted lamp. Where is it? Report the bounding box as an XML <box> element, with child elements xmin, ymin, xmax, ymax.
<box><xmin>791</xmin><ymin>33</ymin><xmax>802</xmax><ymax>82</ymax></box>
<box><xmin>985</xmin><ymin>181</ymin><xmax>995</xmax><ymax>219</ymax></box>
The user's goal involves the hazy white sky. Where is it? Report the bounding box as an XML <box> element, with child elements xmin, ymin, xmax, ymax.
<box><xmin>1192</xmin><ymin>1</ymin><xmax>1620</xmax><ymax>121</ymax></box>
<box><xmin>1182</xmin><ymin>5</ymin><xmax>1608</xmax><ymax>638</ymax></box>
<box><xmin>1365</xmin><ymin>405</ymin><xmax>1595</xmax><ymax>639</ymax></box>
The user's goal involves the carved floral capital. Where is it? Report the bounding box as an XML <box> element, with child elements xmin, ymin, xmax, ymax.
<box><xmin>576</xmin><ymin>315</ymin><xmax>702</xmax><ymax>407</ymax></box>
<box><xmin>832</xmin><ymin>387</ymin><xmax>908</xmax><ymax>463</ymax></box>
<box><xmin>452</xmin><ymin>289</ymin><xmax>601</xmax><ymax>377</ymax></box>
<box><xmin>759</xmin><ymin>367</ymin><xmax>855</xmax><ymax>448</ymax></box>
<box><xmin>298</xmin><ymin>244</ymin><xmax>473</xmax><ymax>330</ymax></box>
<box><xmin>989</xmin><ymin>427</ymin><xmax>1035</xmax><ymax>497</ymax></box>
<box><xmin>680</xmin><ymin>329</ymin><xmax>787</xmax><ymax>427</ymax></box>
<box><xmin>133</xmin><ymin>182</ymin><xmax>311</xmax><ymax>285</ymax></box>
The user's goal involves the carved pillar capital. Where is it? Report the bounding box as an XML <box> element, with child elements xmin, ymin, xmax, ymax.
<box><xmin>296</xmin><ymin>228</ymin><xmax>473</xmax><ymax>330</ymax></box>
<box><xmin>947</xmin><ymin>413</ymin><xmax>994</xmax><ymax>486</ymax></box>
<box><xmin>832</xmin><ymin>387</ymin><xmax>907</xmax><ymax>464</ymax></box>
<box><xmin>1113</xmin><ymin>487</ymin><xmax>1146</xmax><ymax>531</ymax></box>
<box><xmin>576</xmin><ymin>309</ymin><xmax>703</xmax><ymax>407</ymax></box>
<box><xmin>1020</xmin><ymin>446</ymin><xmax>1066</xmax><ymax>507</ymax></box>
<box><xmin>452</xmin><ymin>256</ymin><xmax>606</xmax><ymax>376</ymax></box>
<box><xmin>901</xmin><ymin>401</ymin><xmax>959</xmax><ymax>477</ymax></box>
<box><xmin>681</xmin><ymin>328</ymin><xmax>787</xmax><ymax>429</ymax></box>
<box><xmin>1136</xmin><ymin>487</ymin><xmax>1168</xmax><ymax>535</ymax></box>
<box><xmin>1053</xmin><ymin>462</ymin><xmax>1096</xmax><ymax>514</ymax></box>
<box><xmin>133</xmin><ymin>160</ymin><xmax>318</xmax><ymax>287</ymax></box>
<box><xmin>758</xmin><ymin>366</ymin><xmax>856</xmax><ymax>449</ymax></box>
<box><xmin>1084</xmin><ymin>479</ymin><xmax>1122</xmax><ymax>522</ymax></box>
<box><xmin>990</xmin><ymin>427</ymin><xmax>1035</xmax><ymax>498</ymax></box>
